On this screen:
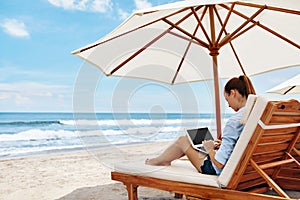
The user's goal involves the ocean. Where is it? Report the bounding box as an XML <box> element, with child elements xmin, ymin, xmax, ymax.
<box><xmin>0</xmin><ymin>112</ymin><xmax>230</xmax><ymax>160</ymax></box>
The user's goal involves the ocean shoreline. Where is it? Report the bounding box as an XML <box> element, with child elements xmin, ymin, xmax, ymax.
<box><xmin>0</xmin><ymin>140</ymin><xmax>168</xmax><ymax>161</ymax></box>
<box><xmin>1</xmin><ymin>112</ymin><xmax>222</xmax><ymax>160</ymax></box>
<box><xmin>0</xmin><ymin>141</ymin><xmax>177</xmax><ymax>200</ymax></box>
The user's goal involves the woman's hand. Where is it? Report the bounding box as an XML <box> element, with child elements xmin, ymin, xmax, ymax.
<box><xmin>203</xmin><ymin>139</ymin><xmax>224</xmax><ymax>169</ymax></box>
<box><xmin>214</xmin><ymin>139</ymin><xmax>222</xmax><ymax>149</ymax></box>
<box><xmin>202</xmin><ymin>140</ymin><xmax>214</xmax><ymax>153</ymax></box>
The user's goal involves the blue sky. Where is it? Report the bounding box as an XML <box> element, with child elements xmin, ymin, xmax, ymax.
<box><xmin>0</xmin><ymin>0</ymin><xmax>299</xmax><ymax>113</ymax></box>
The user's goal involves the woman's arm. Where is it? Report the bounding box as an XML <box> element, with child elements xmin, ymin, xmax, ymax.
<box><xmin>208</xmin><ymin>150</ymin><xmax>224</xmax><ymax>169</ymax></box>
<box><xmin>202</xmin><ymin>140</ymin><xmax>224</xmax><ymax>169</ymax></box>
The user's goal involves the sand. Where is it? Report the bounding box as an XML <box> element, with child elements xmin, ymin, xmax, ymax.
<box><xmin>0</xmin><ymin>142</ymin><xmax>180</xmax><ymax>200</ymax></box>
<box><xmin>0</xmin><ymin>142</ymin><xmax>299</xmax><ymax>200</ymax></box>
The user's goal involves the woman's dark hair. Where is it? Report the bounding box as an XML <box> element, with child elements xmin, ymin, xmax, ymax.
<box><xmin>224</xmin><ymin>75</ymin><xmax>256</xmax><ymax>98</ymax></box>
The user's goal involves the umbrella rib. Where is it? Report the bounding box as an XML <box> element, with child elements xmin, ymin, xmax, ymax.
<box><xmin>191</xmin><ymin>6</ymin><xmax>212</xmax><ymax>46</ymax></box>
<box><xmin>110</xmin><ymin>8</ymin><xmax>199</xmax><ymax>75</ymax></box>
<box><xmin>220</xmin><ymin>4</ymin><xmax>300</xmax><ymax>49</ymax></box>
<box><xmin>109</xmin><ymin>28</ymin><xmax>172</xmax><ymax>75</ymax></box>
<box><xmin>219</xmin><ymin>5</ymin><xmax>266</xmax><ymax>47</ymax></box>
<box><xmin>256</xmin><ymin>23</ymin><xmax>300</xmax><ymax>49</ymax></box>
<box><xmin>168</xmin><ymin>31</ymin><xmax>199</xmax><ymax>46</ymax></box>
<box><xmin>284</xmin><ymin>86</ymin><xmax>296</xmax><ymax>95</ymax></box>
<box><xmin>74</xmin><ymin>7</ymin><xmax>192</xmax><ymax>54</ymax></box>
<box><xmin>163</xmin><ymin>18</ymin><xmax>209</xmax><ymax>48</ymax></box>
<box><xmin>164</xmin><ymin>6</ymin><xmax>204</xmax><ymax>45</ymax></box>
<box><xmin>163</xmin><ymin>5</ymin><xmax>209</xmax><ymax>48</ymax></box>
<box><xmin>171</xmin><ymin>24</ymin><xmax>200</xmax><ymax>84</ymax></box>
<box><xmin>235</xmin><ymin>1</ymin><xmax>300</xmax><ymax>16</ymax></box>
<box><xmin>229</xmin><ymin>22</ymin><xmax>258</xmax><ymax>42</ymax></box>
<box><xmin>215</xmin><ymin>3</ymin><xmax>235</xmax><ymax>45</ymax></box>
<box><xmin>213</xmin><ymin>6</ymin><xmax>246</xmax><ymax>75</ymax></box>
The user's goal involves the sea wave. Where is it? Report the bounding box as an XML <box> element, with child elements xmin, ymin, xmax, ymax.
<box><xmin>60</xmin><ymin>118</ymin><xmax>213</xmax><ymax>127</ymax></box>
<box><xmin>0</xmin><ymin>120</ymin><xmax>62</xmax><ymax>126</ymax></box>
<box><xmin>98</xmin><ymin>126</ymin><xmax>182</xmax><ymax>136</ymax></box>
<box><xmin>0</xmin><ymin>118</ymin><xmax>215</xmax><ymax>127</ymax></box>
<box><xmin>0</xmin><ymin>126</ymin><xmax>184</xmax><ymax>142</ymax></box>
<box><xmin>0</xmin><ymin>112</ymin><xmax>224</xmax><ymax>159</ymax></box>
<box><xmin>0</xmin><ymin>129</ymin><xmax>77</xmax><ymax>142</ymax></box>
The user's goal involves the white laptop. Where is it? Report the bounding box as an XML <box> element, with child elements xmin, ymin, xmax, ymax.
<box><xmin>186</xmin><ymin>127</ymin><xmax>214</xmax><ymax>154</ymax></box>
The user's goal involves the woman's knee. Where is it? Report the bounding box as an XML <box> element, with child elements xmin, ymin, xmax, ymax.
<box><xmin>176</xmin><ymin>135</ymin><xmax>190</xmax><ymax>150</ymax></box>
<box><xmin>177</xmin><ymin>135</ymin><xmax>188</xmax><ymax>142</ymax></box>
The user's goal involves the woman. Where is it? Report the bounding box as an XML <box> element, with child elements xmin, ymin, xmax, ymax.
<box><xmin>145</xmin><ymin>75</ymin><xmax>256</xmax><ymax>175</ymax></box>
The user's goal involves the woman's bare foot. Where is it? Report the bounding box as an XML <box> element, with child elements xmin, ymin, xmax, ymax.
<box><xmin>145</xmin><ymin>158</ymin><xmax>171</xmax><ymax>166</ymax></box>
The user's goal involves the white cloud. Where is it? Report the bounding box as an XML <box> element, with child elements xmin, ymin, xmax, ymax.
<box><xmin>116</xmin><ymin>0</ymin><xmax>152</xmax><ymax>20</ymax></box>
<box><xmin>0</xmin><ymin>82</ymin><xmax>70</xmax><ymax>106</ymax></box>
<box><xmin>92</xmin><ymin>0</ymin><xmax>113</xmax><ymax>12</ymax></box>
<box><xmin>48</xmin><ymin>0</ymin><xmax>113</xmax><ymax>13</ymax></box>
<box><xmin>15</xmin><ymin>95</ymin><xmax>31</xmax><ymax>106</ymax></box>
<box><xmin>134</xmin><ymin>0</ymin><xmax>152</xmax><ymax>10</ymax></box>
<box><xmin>0</xmin><ymin>90</ymin><xmax>31</xmax><ymax>106</ymax></box>
<box><xmin>117</xmin><ymin>8</ymin><xmax>130</xmax><ymax>20</ymax></box>
<box><xmin>47</xmin><ymin>0</ymin><xmax>152</xmax><ymax>20</ymax></box>
<box><xmin>1</xmin><ymin>18</ymin><xmax>30</xmax><ymax>38</ymax></box>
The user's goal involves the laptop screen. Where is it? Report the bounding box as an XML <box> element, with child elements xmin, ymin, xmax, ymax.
<box><xmin>187</xmin><ymin>127</ymin><xmax>213</xmax><ymax>145</ymax></box>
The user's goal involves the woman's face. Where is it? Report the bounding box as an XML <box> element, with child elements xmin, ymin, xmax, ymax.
<box><xmin>224</xmin><ymin>90</ymin><xmax>239</xmax><ymax>112</ymax></box>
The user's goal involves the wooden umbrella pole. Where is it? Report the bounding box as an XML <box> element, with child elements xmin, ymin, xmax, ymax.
<box><xmin>209</xmin><ymin>5</ymin><xmax>222</xmax><ymax>139</ymax></box>
<box><xmin>212</xmin><ymin>54</ymin><xmax>222</xmax><ymax>139</ymax></box>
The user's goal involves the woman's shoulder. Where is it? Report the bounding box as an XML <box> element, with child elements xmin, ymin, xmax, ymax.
<box><xmin>229</xmin><ymin>107</ymin><xmax>245</xmax><ymax>121</ymax></box>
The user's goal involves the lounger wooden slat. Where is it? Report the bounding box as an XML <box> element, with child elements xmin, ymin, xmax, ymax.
<box><xmin>260</xmin><ymin>132</ymin><xmax>296</xmax><ymax>143</ymax></box>
<box><xmin>250</xmin><ymin>159</ymin><xmax>290</xmax><ymax>198</ymax></box>
<box><xmin>258</xmin><ymin>159</ymin><xmax>295</xmax><ymax>170</ymax></box>
<box><xmin>236</xmin><ymin>178</ymin><xmax>268</xmax><ymax>191</ymax></box>
<box><xmin>255</xmin><ymin>143</ymin><xmax>290</xmax><ymax>154</ymax></box>
<box><xmin>252</xmin><ymin>152</ymin><xmax>285</xmax><ymax>163</ymax></box>
<box><xmin>293</xmin><ymin>147</ymin><xmax>300</xmax><ymax>156</ymax></box>
<box><xmin>278</xmin><ymin>168</ymin><xmax>300</xmax><ymax>177</ymax></box>
<box><xmin>269</xmin><ymin>117</ymin><xmax>300</xmax><ymax>124</ymax></box>
<box><xmin>277</xmin><ymin>177</ymin><xmax>300</xmax><ymax>191</ymax></box>
<box><xmin>111</xmin><ymin>97</ymin><xmax>300</xmax><ymax>200</ymax></box>
<box><xmin>239</xmin><ymin>169</ymin><xmax>274</xmax><ymax>183</ymax></box>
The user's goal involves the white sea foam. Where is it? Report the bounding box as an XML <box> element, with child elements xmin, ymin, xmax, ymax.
<box><xmin>0</xmin><ymin>144</ymin><xmax>84</xmax><ymax>159</ymax></box>
<box><xmin>76</xmin><ymin>126</ymin><xmax>182</xmax><ymax>137</ymax></box>
<box><xmin>0</xmin><ymin>129</ymin><xmax>77</xmax><ymax>142</ymax></box>
<box><xmin>60</xmin><ymin>118</ymin><xmax>213</xmax><ymax>127</ymax></box>
<box><xmin>0</xmin><ymin>126</ymin><xmax>182</xmax><ymax>143</ymax></box>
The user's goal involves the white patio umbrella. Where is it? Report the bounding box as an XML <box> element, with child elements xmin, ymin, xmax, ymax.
<box><xmin>72</xmin><ymin>0</ymin><xmax>300</xmax><ymax>138</ymax></box>
<box><xmin>267</xmin><ymin>74</ymin><xmax>300</xmax><ymax>95</ymax></box>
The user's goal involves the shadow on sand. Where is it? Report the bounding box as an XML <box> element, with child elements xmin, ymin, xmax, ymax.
<box><xmin>57</xmin><ymin>182</ymin><xmax>300</xmax><ymax>200</ymax></box>
<box><xmin>56</xmin><ymin>182</ymin><xmax>179</xmax><ymax>200</ymax></box>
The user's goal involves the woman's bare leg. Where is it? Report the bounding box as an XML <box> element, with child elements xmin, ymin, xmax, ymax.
<box><xmin>184</xmin><ymin>145</ymin><xmax>206</xmax><ymax>172</ymax></box>
<box><xmin>146</xmin><ymin>135</ymin><xmax>206</xmax><ymax>171</ymax></box>
<box><xmin>145</xmin><ymin>136</ymin><xmax>186</xmax><ymax>166</ymax></box>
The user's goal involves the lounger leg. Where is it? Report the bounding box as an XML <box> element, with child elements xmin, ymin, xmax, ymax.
<box><xmin>125</xmin><ymin>183</ymin><xmax>138</xmax><ymax>200</ymax></box>
<box><xmin>174</xmin><ymin>193</ymin><xmax>183</xmax><ymax>198</ymax></box>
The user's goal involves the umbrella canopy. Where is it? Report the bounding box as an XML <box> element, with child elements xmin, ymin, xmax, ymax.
<box><xmin>72</xmin><ymin>0</ymin><xmax>300</xmax><ymax>138</ymax></box>
<box><xmin>267</xmin><ymin>74</ymin><xmax>300</xmax><ymax>95</ymax></box>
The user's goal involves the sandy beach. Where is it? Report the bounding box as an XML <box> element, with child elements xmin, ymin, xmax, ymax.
<box><xmin>1</xmin><ymin>141</ymin><xmax>299</xmax><ymax>200</ymax></box>
<box><xmin>0</xmin><ymin>142</ymin><xmax>180</xmax><ymax>200</ymax></box>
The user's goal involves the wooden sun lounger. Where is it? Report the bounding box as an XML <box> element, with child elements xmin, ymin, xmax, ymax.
<box><xmin>111</xmin><ymin>96</ymin><xmax>300</xmax><ymax>200</ymax></box>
